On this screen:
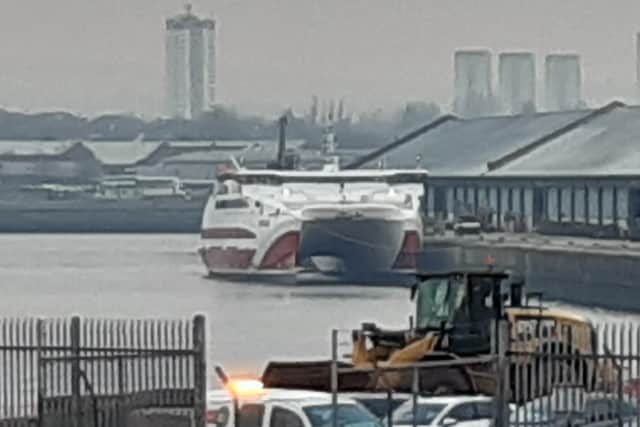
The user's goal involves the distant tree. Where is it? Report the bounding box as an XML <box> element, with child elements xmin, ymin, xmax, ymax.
<box><xmin>0</xmin><ymin>101</ymin><xmax>449</xmax><ymax>147</ymax></box>
<box><xmin>395</xmin><ymin>101</ymin><xmax>441</xmax><ymax>131</ymax></box>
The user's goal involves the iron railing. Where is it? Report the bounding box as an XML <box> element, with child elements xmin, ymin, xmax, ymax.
<box><xmin>0</xmin><ymin>315</ymin><xmax>206</xmax><ymax>427</ymax></box>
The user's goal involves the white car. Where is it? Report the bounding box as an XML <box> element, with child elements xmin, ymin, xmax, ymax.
<box><xmin>207</xmin><ymin>380</ymin><xmax>383</xmax><ymax>427</ymax></box>
<box><xmin>453</xmin><ymin>216</ymin><xmax>482</xmax><ymax>235</ymax></box>
<box><xmin>340</xmin><ymin>392</ymin><xmax>412</xmax><ymax>420</ymax></box>
<box><xmin>388</xmin><ymin>395</ymin><xmax>494</xmax><ymax>427</ymax></box>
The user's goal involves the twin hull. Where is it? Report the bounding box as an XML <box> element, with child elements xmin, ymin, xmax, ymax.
<box><xmin>199</xmin><ymin>201</ymin><xmax>422</xmax><ymax>281</ymax></box>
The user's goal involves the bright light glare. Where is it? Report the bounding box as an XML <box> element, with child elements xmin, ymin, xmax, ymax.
<box><xmin>227</xmin><ymin>379</ymin><xmax>264</xmax><ymax>396</ymax></box>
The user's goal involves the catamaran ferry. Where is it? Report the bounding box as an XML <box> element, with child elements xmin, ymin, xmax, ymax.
<box><xmin>198</xmin><ymin>165</ymin><xmax>427</xmax><ymax>284</ymax></box>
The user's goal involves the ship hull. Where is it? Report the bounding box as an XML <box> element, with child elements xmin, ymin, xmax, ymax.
<box><xmin>199</xmin><ymin>216</ymin><xmax>419</xmax><ymax>285</ymax></box>
<box><xmin>198</xmin><ymin>168</ymin><xmax>427</xmax><ymax>285</ymax></box>
<box><xmin>298</xmin><ymin>217</ymin><xmax>405</xmax><ymax>274</ymax></box>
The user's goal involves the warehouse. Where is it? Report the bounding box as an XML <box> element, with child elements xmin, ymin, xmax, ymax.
<box><xmin>354</xmin><ymin>101</ymin><xmax>640</xmax><ymax>238</ymax></box>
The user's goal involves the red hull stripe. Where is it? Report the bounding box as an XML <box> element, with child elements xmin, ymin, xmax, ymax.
<box><xmin>259</xmin><ymin>231</ymin><xmax>300</xmax><ymax>270</ymax></box>
<box><xmin>393</xmin><ymin>231</ymin><xmax>421</xmax><ymax>269</ymax></box>
<box><xmin>200</xmin><ymin>247</ymin><xmax>256</xmax><ymax>269</ymax></box>
<box><xmin>201</xmin><ymin>228</ymin><xmax>257</xmax><ymax>239</ymax></box>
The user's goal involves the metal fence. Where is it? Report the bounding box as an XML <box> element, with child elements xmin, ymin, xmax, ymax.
<box><xmin>328</xmin><ymin>320</ymin><xmax>640</xmax><ymax>427</ymax></box>
<box><xmin>506</xmin><ymin>321</ymin><xmax>640</xmax><ymax>427</ymax></box>
<box><xmin>0</xmin><ymin>315</ymin><xmax>206</xmax><ymax>427</ymax></box>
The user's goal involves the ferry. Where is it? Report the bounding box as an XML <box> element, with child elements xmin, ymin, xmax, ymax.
<box><xmin>198</xmin><ymin>164</ymin><xmax>428</xmax><ymax>284</ymax></box>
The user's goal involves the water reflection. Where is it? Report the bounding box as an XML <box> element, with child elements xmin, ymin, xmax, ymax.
<box><xmin>1</xmin><ymin>234</ymin><xmax>639</xmax><ymax>377</ymax></box>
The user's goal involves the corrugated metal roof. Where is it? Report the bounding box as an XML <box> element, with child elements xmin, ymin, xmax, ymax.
<box><xmin>0</xmin><ymin>140</ymin><xmax>162</xmax><ymax>164</ymax></box>
<box><xmin>84</xmin><ymin>141</ymin><xmax>162</xmax><ymax>165</ymax></box>
<box><xmin>159</xmin><ymin>140</ymin><xmax>308</xmax><ymax>164</ymax></box>
<box><xmin>0</xmin><ymin>139</ymin><xmax>306</xmax><ymax>166</ymax></box>
<box><xmin>0</xmin><ymin>141</ymin><xmax>74</xmax><ymax>156</ymax></box>
<box><xmin>360</xmin><ymin>110</ymin><xmax>590</xmax><ymax>176</ymax></box>
<box><xmin>488</xmin><ymin>106</ymin><xmax>640</xmax><ymax>176</ymax></box>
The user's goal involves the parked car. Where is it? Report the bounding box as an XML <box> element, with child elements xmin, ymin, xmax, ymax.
<box><xmin>341</xmin><ymin>392</ymin><xmax>411</xmax><ymax>420</ymax></box>
<box><xmin>509</xmin><ymin>404</ymin><xmax>556</xmax><ymax>427</ymax></box>
<box><xmin>558</xmin><ymin>397</ymin><xmax>639</xmax><ymax>427</ymax></box>
<box><xmin>387</xmin><ymin>395</ymin><xmax>494</xmax><ymax>427</ymax></box>
<box><xmin>207</xmin><ymin>380</ymin><xmax>383</xmax><ymax>427</ymax></box>
<box><xmin>453</xmin><ymin>215</ymin><xmax>482</xmax><ymax>235</ymax></box>
<box><xmin>511</xmin><ymin>396</ymin><xmax>640</xmax><ymax>427</ymax></box>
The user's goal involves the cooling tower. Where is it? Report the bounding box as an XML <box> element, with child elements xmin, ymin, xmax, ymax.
<box><xmin>545</xmin><ymin>54</ymin><xmax>582</xmax><ymax>111</ymax></box>
<box><xmin>453</xmin><ymin>50</ymin><xmax>493</xmax><ymax>117</ymax></box>
<box><xmin>499</xmin><ymin>52</ymin><xmax>536</xmax><ymax>115</ymax></box>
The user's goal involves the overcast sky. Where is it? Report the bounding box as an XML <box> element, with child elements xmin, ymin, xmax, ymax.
<box><xmin>1</xmin><ymin>0</ymin><xmax>639</xmax><ymax>118</ymax></box>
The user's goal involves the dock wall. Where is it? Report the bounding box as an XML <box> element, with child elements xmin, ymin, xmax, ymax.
<box><xmin>419</xmin><ymin>236</ymin><xmax>640</xmax><ymax>312</ymax></box>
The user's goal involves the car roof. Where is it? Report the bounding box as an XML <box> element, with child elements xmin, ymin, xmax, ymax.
<box><xmin>342</xmin><ymin>392</ymin><xmax>413</xmax><ymax>398</ymax></box>
<box><xmin>411</xmin><ymin>395</ymin><xmax>493</xmax><ymax>405</ymax></box>
<box><xmin>207</xmin><ymin>388</ymin><xmax>356</xmax><ymax>406</ymax></box>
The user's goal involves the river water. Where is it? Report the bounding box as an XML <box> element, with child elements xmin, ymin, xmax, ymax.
<box><xmin>0</xmin><ymin>234</ymin><xmax>639</xmax><ymax>382</ymax></box>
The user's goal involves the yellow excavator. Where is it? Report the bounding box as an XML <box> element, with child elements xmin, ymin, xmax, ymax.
<box><xmin>262</xmin><ymin>268</ymin><xmax>616</xmax><ymax>402</ymax></box>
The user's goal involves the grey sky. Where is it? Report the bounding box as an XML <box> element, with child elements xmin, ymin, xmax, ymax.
<box><xmin>1</xmin><ymin>0</ymin><xmax>639</xmax><ymax>118</ymax></box>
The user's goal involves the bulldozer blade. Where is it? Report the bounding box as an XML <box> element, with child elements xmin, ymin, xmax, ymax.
<box><xmin>262</xmin><ymin>361</ymin><xmax>377</xmax><ymax>392</ymax></box>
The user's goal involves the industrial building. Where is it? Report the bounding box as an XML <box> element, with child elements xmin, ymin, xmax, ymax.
<box><xmin>453</xmin><ymin>50</ymin><xmax>494</xmax><ymax>117</ymax></box>
<box><xmin>0</xmin><ymin>140</ymin><xmax>259</xmax><ymax>184</ymax></box>
<box><xmin>352</xmin><ymin>101</ymin><xmax>640</xmax><ymax>239</ymax></box>
<box><xmin>165</xmin><ymin>5</ymin><xmax>216</xmax><ymax>119</ymax></box>
<box><xmin>0</xmin><ymin>139</ymin><xmax>369</xmax><ymax>183</ymax></box>
<box><xmin>0</xmin><ymin>142</ymin><xmax>102</xmax><ymax>184</ymax></box>
<box><xmin>545</xmin><ymin>54</ymin><xmax>582</xmax><ymax>111</ymax></box>
<box><xmin>498</xmin><ymin>52</ymin><xmax>536</xmax><ymax>114</ymax></box>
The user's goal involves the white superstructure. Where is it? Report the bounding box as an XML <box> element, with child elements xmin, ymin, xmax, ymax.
<box><xmin>198</xmin><ymin>167</ymin><xmax>428</xmax><ymax>282</ymax></box>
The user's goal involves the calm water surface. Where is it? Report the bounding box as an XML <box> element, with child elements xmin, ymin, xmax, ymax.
<box><xmin>0</xmin><ymin>234</ymin><xmax>413</xmax><ymax>378</ymax></box>
<box><xmin>0</xmin><ymin>234</ymin><xmax>638</xmax><ymax>382</ymax></box>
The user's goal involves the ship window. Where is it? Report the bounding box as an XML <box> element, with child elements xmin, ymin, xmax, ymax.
<box><xmin>216</xmin><ymin>198</ymin><xmax>250</xmax><ymax>209</ymax></box>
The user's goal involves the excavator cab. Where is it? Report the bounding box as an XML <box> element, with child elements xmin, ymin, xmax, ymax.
<box><xmin>411</xmin><ymin>270</ymin><xmax>509</xmax><ymax>355</ymax></box>
<box><xmin>352</xmin><ymin>270</ymin><xmax>513</xmax><ymax>365</ymax></box>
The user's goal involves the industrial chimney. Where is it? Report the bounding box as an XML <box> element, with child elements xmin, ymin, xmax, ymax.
<box><xmin>453</xmin><ymin>50</ymin><xmax>493</xmax><ymax>117</ymax></box>
<box><xmin>544</xmin><ymin>54</ymin><xmax>582</xmax><ymax>111</ymax></box>
<box><xmin>499</xmin><ymin>52</ymin><xmax>536</xmax><ymax>115</ymax></box>
<box><xmin>636</xmin><ymin>33</ymin><xmax>640</xmax><ymax>102</ymax></box>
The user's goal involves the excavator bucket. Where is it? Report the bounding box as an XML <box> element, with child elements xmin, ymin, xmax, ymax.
<box><xmin>262</xmin><ymin>360</ymin><xmax>379</xmax><ymax>392</ymax></box>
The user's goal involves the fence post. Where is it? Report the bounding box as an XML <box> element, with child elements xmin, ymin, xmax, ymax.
<box><xmin>411</xmin><ymin>366</ymin><xmax>418</xmax><ymax>427</ymax></box>
<box><xmin>494</xmin><ymin>319</ymin><xmax>510</xmax><ymax>427</ymax></box>
<box><xmin>36</xmin><ymin>319</ymin><xmax>44</xmax><ymax>427</ymax></box>
<box><xmin>193</xmin><ymin>314</ymin><xmax>207</xmax><ymax>427</ymax></box>
<box><xmin>71</xmin><ymin>316</ymin><xmax>81</xmax><ymax>427</ymax></box>
<box><xmin>331</xmin><ymin>329</ymin><xmax>338</xmax><ymax>427</ymax></box>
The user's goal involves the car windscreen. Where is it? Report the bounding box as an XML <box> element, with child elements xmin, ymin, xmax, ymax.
<box><xmin>391</xmin><ymin>403</ymin><xmax>446</xmax><ymax>425</ymax></box>
<box><xmin>352</xmin><ymin>398</ymin><xmax>408</xmax><ymax>419</ymax></box>
<box><xmin>303</xmin><ymin>404</ymin><xmax>383</xmax><ymax>427</ymax></box>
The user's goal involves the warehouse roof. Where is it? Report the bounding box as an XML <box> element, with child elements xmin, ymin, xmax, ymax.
<box><xmin>359</xmin><ymin>110</ymin><xmax>591</xmax><ymax>175</ymax></box>
<box><xmin>487</xmin><ymin>105</ymin><xmax>640</xmax><ymax>176</ymax></box>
